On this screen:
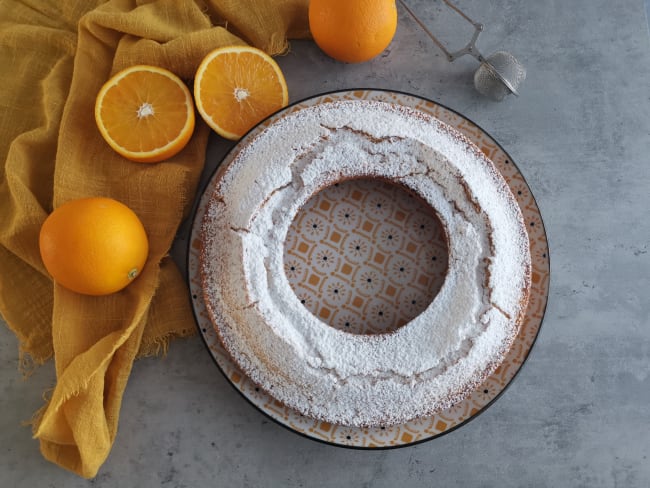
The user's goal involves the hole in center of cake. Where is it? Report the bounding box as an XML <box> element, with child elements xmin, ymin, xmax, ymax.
<box><xmin>283</xmin><ymin>178</ymin><xmax>449</xmax><ymax>335</ymax></box>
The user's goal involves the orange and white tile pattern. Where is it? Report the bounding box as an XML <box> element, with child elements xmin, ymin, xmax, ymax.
<box><xmin>284</xmin><ymin>178</ymin><xmax>448</xmax><ymax>335</ymax></box>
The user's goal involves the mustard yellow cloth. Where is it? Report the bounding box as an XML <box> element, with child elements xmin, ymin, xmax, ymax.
<box><xmin>0</xmin><ymin>0</ymin><xmax>309</xmax><ymax>478</ymax></box>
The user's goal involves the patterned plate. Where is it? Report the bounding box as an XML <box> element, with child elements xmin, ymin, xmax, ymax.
<box><xmin>284</xmin><ymin>178</ymin><xmax>449</xmax><ymax>335</ymax></box>
<box><xmin>188</xmin><ymin>89</ymin><xmax>550</xmax><ymax>448</ymax></box>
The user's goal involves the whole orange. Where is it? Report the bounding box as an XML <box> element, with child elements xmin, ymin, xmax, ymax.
<box><xmin>309</xmin><ymin>0</ymin><xmax>398</xmax><ymax>63</ymax></box>
<box><xmin>39</xmin><ymin>197</ymin><xmax>149</xmax><ymax>296</ymax></box>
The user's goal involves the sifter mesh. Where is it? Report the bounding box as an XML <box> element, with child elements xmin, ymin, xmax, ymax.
<box><xmin>474</xmin><ymin>51</ymin><xmax>527</xmax><ymax>101</ymax></box>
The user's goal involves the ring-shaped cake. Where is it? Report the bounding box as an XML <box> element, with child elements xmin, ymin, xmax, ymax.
<box><xmin>200</xmin><ymin>100</ymin><xmax>531</xmax><ymax>427</ymax></box>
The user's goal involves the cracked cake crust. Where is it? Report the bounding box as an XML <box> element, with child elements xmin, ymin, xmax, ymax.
<box><xmin>199</xmin><ymin>100</ymin><xmax>531</xmax><ymax>427</ymax></box>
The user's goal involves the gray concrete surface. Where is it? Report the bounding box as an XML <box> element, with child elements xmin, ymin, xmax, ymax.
<box><xmin>2</xmin><ymin>0</ymin><xmax>650</xmax><ymax>486</ymax></box>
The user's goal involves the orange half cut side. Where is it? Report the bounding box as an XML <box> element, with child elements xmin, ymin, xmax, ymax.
<box><xmin>95</xmin><ymin>65</ymin><xmax>195</xmax><ymax>163</ymax></box>
<box><xmin>194</xmin><ymin>46</ymin><xmax>289</xmax><ymax>141</ymax></box>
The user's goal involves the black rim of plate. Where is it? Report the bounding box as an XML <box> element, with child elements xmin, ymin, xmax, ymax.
<box><xmin>186</xmin><ymin>88</ymin><xmax>550</xmax><ymax>450</ymax></box>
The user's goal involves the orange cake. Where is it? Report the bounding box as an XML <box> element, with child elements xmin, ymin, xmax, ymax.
<box><xmin>200</xmin><ymin>100</ymin><xmax>531</xmax><ymax>427</ymax></box>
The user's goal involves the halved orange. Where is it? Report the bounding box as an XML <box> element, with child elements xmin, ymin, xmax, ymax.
<box><xmin>95</xmin><ymin>65</ymin><xmax>195</xmax><ymax>163</ymax></box>
<box><xmin>194</xmin><ymin>46</ymin><xmax>289</xmax><ymax>140</ymax></box>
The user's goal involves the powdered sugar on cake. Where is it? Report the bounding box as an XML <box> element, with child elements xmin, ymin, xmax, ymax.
<box><xmin>200</xmin><ymin>100</ymin><xmax>531</xmax><ymax>426</ymax></box>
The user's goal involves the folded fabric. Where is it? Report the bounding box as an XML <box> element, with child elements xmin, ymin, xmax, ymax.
<box><xmin>0</xmin><ymin>0</ymin><xmax>309</xmax><ymax>478</ymax></box>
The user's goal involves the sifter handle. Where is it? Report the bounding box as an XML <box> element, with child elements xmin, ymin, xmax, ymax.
<box><xmin>398</xmin><ymin>0</ymin><xmax>487</xmax><ymax>63</ymax></box>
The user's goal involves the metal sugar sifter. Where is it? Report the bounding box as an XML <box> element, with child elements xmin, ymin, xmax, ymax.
<box><xmin>398</xmin><ymin>0</ymin><xmax>526</xmax><ymax>101</ymax></box>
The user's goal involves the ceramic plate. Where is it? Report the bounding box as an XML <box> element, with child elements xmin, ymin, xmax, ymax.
<box><xmin>284</xmin><ymin>177</ymin><xmax>450</xmax><ymax>336</ymax></box>
<box><xmin>188</xmin><ymin>89</ymin><xmax>549</xmax><ymax>448</ymax></box>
